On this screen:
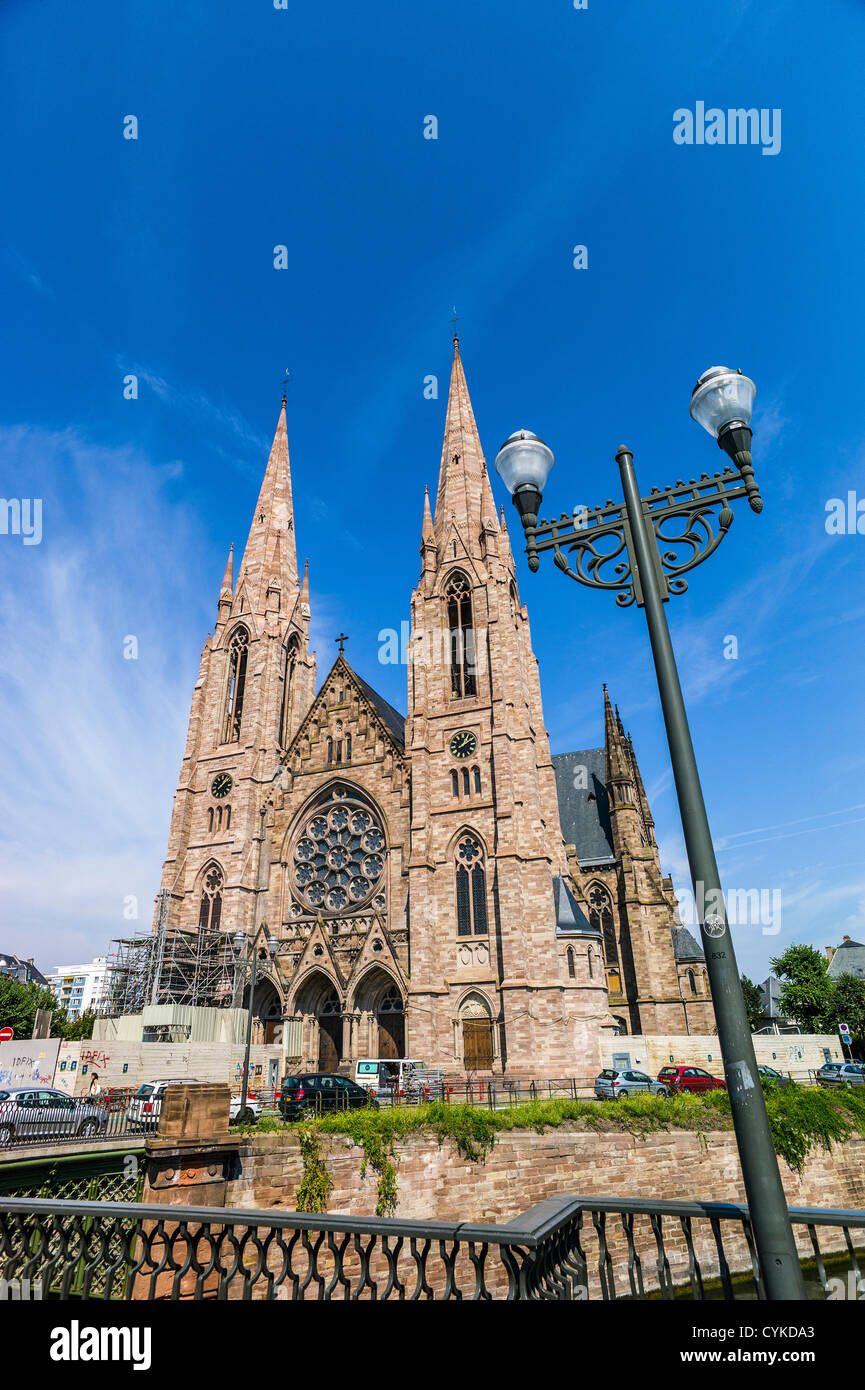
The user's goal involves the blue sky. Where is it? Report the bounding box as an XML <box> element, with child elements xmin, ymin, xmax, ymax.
<box><xmin>1</xmin><ymin>0</ymin><xmax>864</xmax><ymax>983</ymax></box>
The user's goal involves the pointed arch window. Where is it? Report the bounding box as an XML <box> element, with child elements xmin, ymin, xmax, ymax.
<box><xmin>472</xmin><ymin>766</ymin><xmax>481</xmax><ymax>795</ymax></box>
<box><xmin>688</xmin><ymin>968</ymin><xmax>698</xmax><ymax>996</ymax></box>
<box><xmin>198</xmin><ymin>864</ymin><xmax>223</xmax><ymax>933</ymax></box>
<box><xmin>455</xmin><ymin>835</ymin><xmax>488</xmax><ymax>937</ymax></box>
<box><xmin>567</xmin><ymin>948</ymin><xmax>576</xmax><ymax>979</ymax></box>
<box><xmin>446</xmin><ymin>572</ymin><xmax>477</xmax><ymax>698</ymax></box>
<box><xmin>588</xmin><ymin>883</ymin><xmax>620</xmax><ymax>994</ymax></box>
<box><xmin>279</xmin><ymin>636</ymin><xmax>299</xmax><ymax>747</ymax></box>
<box><xmin>451</xmin><ymin>770</ymin><xmax>459</xmax><ymax>797</ymax></box>
<box><xmin>223</xmin><ymin>627</ymin><xmax>249</xmax><ymax>743</ymax></box>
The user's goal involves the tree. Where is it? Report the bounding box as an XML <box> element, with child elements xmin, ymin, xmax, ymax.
<box><xmin>63</xmin><ymin>1009</ymin><xmax>96</xmax><ymax>1041</ymax></box>
<box><xmin>827</xmin><ymin>973</ymin><xmax>865</xmax><ymax>1057</ymax></box>
<box><xmin>0</xmin><ymin>976</ymin><xmax>68</xmax><ymax>1039</ymax></box>
<box><xmin>769</xmin><ymin>943</ymin><xmax>833</xmax><ymax>1032</ymax></box>
<box><xmin>740</xmin><ymin>975</ymin><xmax>767</xmax><ymax>1032</ymax></box>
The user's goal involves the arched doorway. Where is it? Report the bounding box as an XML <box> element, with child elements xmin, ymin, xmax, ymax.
<box><xmin>292</xmin><ymin>971</ymin><xmax>344</xmax><ymax>1072</ymax></box>
<box><xmin>377</xmin><ymin>983</ymin><xmax>405</xmax><ymax>1060</ymax></box>
<box><xmin>459</xmin><ymin>992</ymin><xmax>494</xmax><ymax>1070</ymax></box>
<box><xmin>353</xmin><ymin>967</ymin><xmax>406</xmax><ymax>1060</ymax></box>
<box><xmin>317</xmin><ymin>987</ymin><xmax>342</xmax><ymax>1070</ymax></box>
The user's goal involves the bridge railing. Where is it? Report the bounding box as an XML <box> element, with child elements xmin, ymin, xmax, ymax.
<box><xmin>0</xmin><ymin>1194</ymin><xmax>862</xmax><ymax>1301</ymax></box>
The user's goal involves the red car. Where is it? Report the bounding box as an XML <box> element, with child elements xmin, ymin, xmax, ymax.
<box><xmin>657</xmin><ymin>1065</ymin><xmax>727</xmax><ymax>1094</ymax></box>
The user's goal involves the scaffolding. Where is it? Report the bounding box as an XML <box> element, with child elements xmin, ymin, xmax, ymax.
<box><xmin>100</xmin><ymin>909</ymin><xmax>239</xmax><ymax>1016</ymax></box>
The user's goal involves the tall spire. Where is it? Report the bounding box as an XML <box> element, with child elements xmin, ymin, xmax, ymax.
<box><xmin>433</xmin><ymin>338</ymin><xmax>490</xmax><ymax>541</ymax></box>
<box><xmin>421</xmin><ymin>485</ymin><xmax>434</xmax><ymax>542</ymax></box>
<box><xmin>604</xmin><ymin>685</ymin><xmax>632</xmax><ymax>788</ymax></box>
<box><xmin>236</xmin><ymin>399</ymin><xmax>299</xmax><ymax>612</ymax></box>
<box><xmin>219</xmin><ymin>543</ymin><xmax>234</xmax><ymax>599</ymax></box>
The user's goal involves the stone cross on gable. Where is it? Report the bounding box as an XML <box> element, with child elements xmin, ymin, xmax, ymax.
<box><xmin>335</xmin><ymin>632</ymin><xmax>349</xmax><ymax>654</ymax></box>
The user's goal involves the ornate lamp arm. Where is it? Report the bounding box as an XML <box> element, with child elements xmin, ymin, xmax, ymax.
<box><xmin>526</xmin><ymin>457</ymin><xmax>763</xmax><ymax>608</ymax></box>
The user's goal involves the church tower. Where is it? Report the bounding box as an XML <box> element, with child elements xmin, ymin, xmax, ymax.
<box><xmin>152</xmin><ymin>400</ymin><xmax>317</xmax><ymax>948</ymax></box>
<box><xmin>405</xmin><ymin>338</ymin><xmax>610</xmax><ymax>1074</ymax></box>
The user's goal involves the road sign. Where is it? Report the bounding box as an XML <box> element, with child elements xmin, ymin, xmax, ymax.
<box><xmin>0</xmin><ymin>1027</ymin><xmax>13</xmax><ymax>1042</ymax></box>
<box><xmin>839</xmin><ymin>1023</ymin><xmax>851</xmax><ymax>1036</ymax></box>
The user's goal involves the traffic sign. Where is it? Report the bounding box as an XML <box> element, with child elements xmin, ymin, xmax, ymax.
<box><xmin>0</xmin><ymin>1027</ymin><xmax>13</xmax><ymax>1042</ymax></box>
<box><xmin>839</xmin><ymin>1023</ymin><xmax>851</xmax><ymax>1036</ymax></box>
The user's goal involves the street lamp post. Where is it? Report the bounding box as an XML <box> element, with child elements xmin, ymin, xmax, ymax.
<box><xmin>234</xmin><ymin>927</ymin><xmax>277</xmax><ymax>1126</ymax></box>
<box><xmin>495</xmin><ymin>367</ymin><xmax>806</xmax><ymax>1301</ymax></box>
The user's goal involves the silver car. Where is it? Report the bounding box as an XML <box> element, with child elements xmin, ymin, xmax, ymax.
<box><xmin>0</xmin><ymin>1087</ymin><xmax>108</xmax><ymax>1144</ymax></box>
<box><xmin>816</xmin><ymin>1061</ymin><xmax>864</xmax><ymax>1088</ymax></box>
<box><xmin>594</xmin><ymin>1069</ymin><xmax>669</xmax><ymax>1100</ymax></box>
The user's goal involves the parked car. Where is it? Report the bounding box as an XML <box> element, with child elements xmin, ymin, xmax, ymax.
<box><xmin>0</xmin><ymin>1088</ymin><xmax>109</xmax><ymax>1145</ymax></box>
<box><xmin>816</xmin><ymin>1061</ymin><xmax>864</xmax><ymax>1089</ymax></box>
<box><xmin>757</xmin><ymin>1065</ymin><xmax>791</xmax><ymax>1089</ymax></box>
<box><xmin>229</xmin><ymin>1094</ymin><xmax>262</xmax><ymax>1123</ymax></box>
<box><xmin>594</xmin><ymin>1069</ymin><xmax>669</xmax><ymax>1100</ymax></box>
<box><xmin>126</xmin><ymin>1078</ymin><xmax>200</xmax><ymax>1130</ymax></box>
<box><xmin>278</xmin><ymin>1073</ymin><xmax>378</xmax><ymax>1121</ymax></box>
<box><xmin>656</xmin><ymin>1065</ymin><xmax>727</xmax><ymax>1094</ymax></box>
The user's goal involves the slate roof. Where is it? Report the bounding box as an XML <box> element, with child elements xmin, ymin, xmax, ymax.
<box><xmin>828</xmin><ymin>937</ymin><xmax>865</xmax><ymax>980</ymax></box>
<box><xmin>672</xmin><ymin>927</ymin><xmax>705</xmax><ymax>962</ymax></box>
<box><xmin>552</xmin><ymin>749</ymin><xmax>615</xmax><ymax>866</ymax></box>
<box><xmin>0</xmin><ymin>953</ymin><xmax>50</xmax><ymax>987</ymax></box>
<box><xmin>353</xmin><ymin>673</ymin><xmax>406</xmax><ymax>751</ymax></box>
<box><xmin>553</xmin><ymin>876</ymin><xmax>600</xmax><ymax>936</ymax></box>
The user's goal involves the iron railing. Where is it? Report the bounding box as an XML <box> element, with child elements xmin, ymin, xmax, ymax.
<box><xmin>0</xmin><ymin>1194</ymin><xmax>862</xmax><ymax>1301</ymax></box>
<box><xmin>0</xmin><ymin>1090</ymin><xmax>146</xmax><ymax>1151</ymax></box>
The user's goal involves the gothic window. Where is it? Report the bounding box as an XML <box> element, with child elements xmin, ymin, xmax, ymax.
<box><xmin>379</xmin><ymin>983</ymin><xmax>404</xmax><ymax>1013</ymax></box>
<box><xmin>290</xmin><ymin>785</ymin><xmax>386</xmax><ymax>915</ymax></box>
<box><xmin>455</xmin><ymin>836</ymin><xmax>488</xmax><ymax>937</ymax></box>
<box><xmin>346</xmin><ymin>734</ymin><xmax>351</xmax><ymax>761</ymax></box>
<box><xmin>446</xmin><ymin>571</ymin><xmax>477</xmax><ymax>698</ymax></box>
<box><xmin>223</xmin><ymin>627</ymin><xmax>249</xmax><ymax>743</ymax></box>
<box><xmin>462</xmin><ymin>768</ymin><xmax>470</xmax><ymax>795</ymax></box>
<box><xmin>688</xmin><ymin>969</ymin><xmax>697</xmax><ymax>996</ymax></box>
<box><xmin>336</xmin><ymin>740</ymin><xmax>343</xmax><ymax>763</ymax></box>
<box><xmin>279</xmin><ymin>636</ymin><xmax>299</xmax><ymax>747</ymax></box>
<box><xmin>198</xmin><ymin>864</ymin><xmax>223</xmax><ymax>933</ymax></box>
<box><xmin>472</xmin><ymin>766</ymin><xmax>481</xmax><ymax>795</ymax></box>
<box><xmin>589</xmin><ymin>883</ymin><xmax>620</xmax><ymax>993</ymax></box>
<box><xmin>225</xmin><ymin>806</ymin><xmax>231</xmax><ymax>831</ymax></box>
<box><xmin>326</xmin><ymin>737</ymin><xmax>333</xmax><ymax>763</ymax></box>
<box><xmin>207</xmin><ymin>808</ymin><xmax>214</xmax><ymax>833</ymax></box>
<box><xmin>567</xmin><ymin>948</ymin><xmax>576</xmax><ymax>979</ymax></box>
<box><xmin>451</xmin><ymin>770</ymin><xmax>459</xmax><ymax>797</ymax></box>
<box><xmin>509</xmin><ymin>582</ymin><xmax>519</xmax><ymax>620</ymax></box>
<box><xmin>216</xmin><ymin>806</ymin><xmax>222</xmax><ymax>830</ymax></box>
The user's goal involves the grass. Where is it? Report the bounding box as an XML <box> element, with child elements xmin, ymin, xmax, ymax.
<box><xmin>235</xmin><ymin>1083</ymin><xmax>865</xmax><ymax>1174</ymax></box>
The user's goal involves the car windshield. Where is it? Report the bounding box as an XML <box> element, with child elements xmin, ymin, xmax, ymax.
<box><xmin>134</xmin><ymin>1085</ymin><xmax>154</xmax><ymax>1097</ymax></box>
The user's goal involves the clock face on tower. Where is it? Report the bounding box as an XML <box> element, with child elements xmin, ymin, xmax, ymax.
<box><xmin>211</xmin><ymin>772</ymin><xmax>233</xmax><ymax>799</ymax></box>
<box><xmin>449</xmin><ymin>730</ymin><xmax>478</xmax><ymax>761</ymax></box>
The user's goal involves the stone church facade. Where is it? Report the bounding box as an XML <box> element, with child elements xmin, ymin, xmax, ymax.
<box><xmin>152</xmin><ymin>339</ymin><xmax>715</xmax><ymax>1077</ymax></box>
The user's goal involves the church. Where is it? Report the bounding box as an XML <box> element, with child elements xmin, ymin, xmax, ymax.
<box><xmin>152</xmin><ymin>338</ymin><xmax>715</xmax><ymax>1077</ymax></box>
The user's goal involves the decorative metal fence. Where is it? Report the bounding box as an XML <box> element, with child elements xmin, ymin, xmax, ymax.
<box><xmin>1</xmin><ymin>1194</ymin><xmax>862</xmax><ymax>1301</ymax></box>
<box><xmin>0</xmin><ymin>1089</ymin><xmax>145</xmax><ymax>1151</ymax></box>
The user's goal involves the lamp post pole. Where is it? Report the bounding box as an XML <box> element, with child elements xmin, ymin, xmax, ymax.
<box><xmin>238</xmin><ymin>940</ymin><xmax>260</xmax><ymax>1126</ymax></box>
<box><xmin>495</xmin><ymin>366</ymin><xmax>806</xmax><ymax>1300</ymax></box>
<box><xmin>616</xmin><ymin>444</ymin><xmax>805</xmax><ymax>1300</ymax></box>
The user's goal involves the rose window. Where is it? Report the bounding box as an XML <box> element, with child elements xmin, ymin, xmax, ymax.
<box><xmin>291</xmin><ymin>786</ymin><xmax>386</xmax><ymax>914</ymax></box>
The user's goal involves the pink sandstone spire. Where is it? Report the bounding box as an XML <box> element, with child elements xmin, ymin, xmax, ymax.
<box><xmin>236</xmin><ymin>399</ymin><xmax>299</xmax><ymax>611</ymax></box>
<box><xmin>433</xmin><ymin>338</ymin><xmax>496</xmax><ymax>542</ymax></box>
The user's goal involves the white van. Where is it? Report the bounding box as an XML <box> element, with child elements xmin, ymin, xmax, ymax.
<box><xmin>354</xmin><ymin>1059</ymin><xmax>426</xmax><ymax>1095</ymax></box>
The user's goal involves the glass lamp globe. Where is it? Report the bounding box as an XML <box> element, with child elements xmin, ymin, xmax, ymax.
<box><xmin>493</xmin><ymin>430</ymin><xmax>554</xmax><ymax>496</ymax></box>
<box><xmin>233</xmin><ymin>930</ymin><xmax>246</xmax><ymax>956</ymax></box>
<box><xmin>689</xmin><ymin>367</ymin><xmax>756</xmax><ymax>438</ymax></box>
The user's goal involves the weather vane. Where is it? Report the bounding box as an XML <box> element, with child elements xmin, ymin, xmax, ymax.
<box><xmin>450</xmin><ymin>306</ymin><xmax>460</xmax><ymax>339</ymax></box>
<box><xmin>281</xmin><ymin>369</ymin><xmax>292</xmax><ymax>404</ymax></box>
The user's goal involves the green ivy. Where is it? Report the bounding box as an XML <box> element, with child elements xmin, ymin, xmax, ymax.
<box><xmin>248</xmin><ymin>1086</ymin><xmax>865</xmax><ymax>1214</ymax></box>
<box><xmin>295</xmin><ymin>1123</ymin><xmax>334</xmax><ymax>1213</ymax></box>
